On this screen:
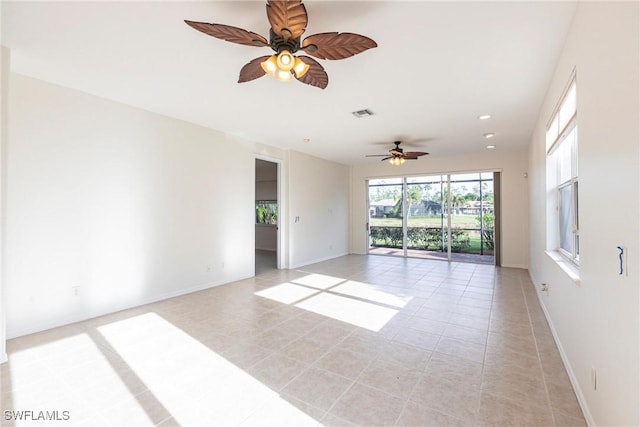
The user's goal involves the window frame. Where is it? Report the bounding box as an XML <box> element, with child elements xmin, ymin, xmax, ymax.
<box><xmin>547</xmin><ymin>75</ymin><xmax>579</xmax><ymax>265</ymax></box>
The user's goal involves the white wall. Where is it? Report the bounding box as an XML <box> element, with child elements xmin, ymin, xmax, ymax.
<box><xmin>5</xmin><ymin>73</ymin><xmax>353</xmax><ymax>338</ymax></box>
<box><xmin>528</xmin><ymin>2</ymin><xmax>639</xmax><ymax>425</ymax></box>
<box><xmin>0</xmin><ymin>46</ymin><xmax>9</xmax><ymax>362</ymax></box>
<box><xmin>6</xmin><ymin>74</ymin><xmax>257</xmax><ymax>338</ymax></box>
<box><xmin>351</xmin><ymin>149</ymin><xmax>529</xmax><ymax>268</ymax></box>
<box><xmin>288</xmin><ymin>151</ymin><xmax>350</xmax><ymax>268</ymax></box>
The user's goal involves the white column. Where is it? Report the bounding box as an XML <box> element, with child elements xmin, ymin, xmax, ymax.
<box><xmin>0</xmin><ymin>45</ymin><xmax>9</xmax><ymax>363</ymax></box>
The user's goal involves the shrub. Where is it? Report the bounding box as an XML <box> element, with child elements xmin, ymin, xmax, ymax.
<box><xmin>450</xmin><ymin>230</ymin><xmax>470</xmax><ymax>252</ymax></box>
<box><xmin>370</xmin><ymin>226</ymin><xmax>403</xmax><ymax>247</ymax></box>
<box><xmin>425</xmin><ymin>228</ymin><xmax>443</xmax><ymax>250</ymax></box>
<box><xmin>407</xmin><ymin>227</ymin><xmax>428</xmax><ymax>249</ymax></box>
<box><xmin>475</xmin><ymin>212</ymin><xmax>495</xmax><ymax>250</ymax></box>
<box><xmin>389</xmin><ymin>227</ymin><xmax>403</xmax><ymax>248</ymax></box>
<box><xmin>369</xmin><ymin>227</ymin><xmax>384</xmax><ymax>246</ymax></box>
<box><xmin>370</xmin><ymin>226</ymin><xmax>470</xmax><ymax>252</ymax></box>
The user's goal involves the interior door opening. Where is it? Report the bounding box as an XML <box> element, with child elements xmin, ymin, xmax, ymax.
<box><xmin>367</xmin><ymin>172</ymin><xmax>499</xmax><ymax>265</ymax></box>
<box><xmin>255</xmin><ymin>159</ymin><xmax>278</xmax><ymax>274</ymax></box>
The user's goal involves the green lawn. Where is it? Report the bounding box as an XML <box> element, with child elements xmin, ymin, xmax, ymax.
<box><xmin>466</xmin><ymin>234</ymin><xmax>493</xmax><ymax>254</ymax></box>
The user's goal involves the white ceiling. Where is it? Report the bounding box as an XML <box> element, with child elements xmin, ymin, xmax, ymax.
<box><xmin>2</xmin><ymin>1</ymin><xmax>577</xmax><ymax>165</ymax></box>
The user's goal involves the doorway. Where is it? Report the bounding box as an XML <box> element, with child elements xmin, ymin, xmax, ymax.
<box><xmin>255</xmin><ymin>159</ymin><xmax>278</xmax><ymax>274</ymax></box>
<box><xmin>367</xmin><ymin>172</ymin><xmax>500</xmax><ymax>265</ymax></box>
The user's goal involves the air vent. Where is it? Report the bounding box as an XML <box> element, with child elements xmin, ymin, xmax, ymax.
<box><xmin>352</xmin><ymin>108</ymin><xmax>374</xmax><ymax>118</ymax></box>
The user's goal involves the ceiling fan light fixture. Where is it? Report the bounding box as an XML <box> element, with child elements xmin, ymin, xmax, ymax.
<box><xmin>293</xmin><ymin>57</ymin><xmax>310</xmax><ymax>78</ymax></box>
<box><xmin>260</xmin><ymin>55</ymin><xmax>278</xmax><ymax>77</ymax></box>
<box><xmin>366</xmin><ymin>141</ymin><xmax>428</xmax><ymax>164</ymax></box>
<box><xmin>261</xmin><ymin>55</ymin><xmax>293</xmax><ymax>82</ymax></box>
<box><xmin>276</xmin><ymin>50</ymin><xmax>295</xmax><ymax>71</ymax></box>
<box><xmin>185</xmin><ymin>0</ymin><xmax>377</xmax><ymax>89</ymax></box>
<box><xmin>276</xmin><ymin>69</ymin><xmax>292</xmax><ymax>82</ymax></box>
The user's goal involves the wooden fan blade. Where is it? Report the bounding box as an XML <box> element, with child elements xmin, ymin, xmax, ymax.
<box><xmin>365</xmin><ymin>154</ymin><xmax>388</xmax><ymax>157</ymax></box>
<box><xmin>404</xmin><ymin>152</ymin><xmax>429</xmax><ymax>157</ymax></box>
<box><xmin>294</xmin><ymin>56</ymin><xmax>328</xmax><ymax>89</ymax></box>
<box><xmin>302</xmin><ymin>32</ymin><xmax>377</xmax><ymax>60</ymax></box>
<box><xmin>238</xmin><ymin>56</ymin><xmax>271</xmax><ymax>83</ymax></box>
<box><xmin>266</xmin><ymin>0</ymin><xmax>308</xmax><ymax>40</ymax></box>
<box><xmin>381</xmin><ymin>156</ymin><xmax>393</xmax><ymax>162</ymax></box>
<box><xmin>407</xmin><ymin>138</ymin><xmax>435</xmax><ymax>145</ymax></box>
<box><xmin>185</xmin><ymin>21</ymin><xmax>268</xmax><ymax>47</ymax></box>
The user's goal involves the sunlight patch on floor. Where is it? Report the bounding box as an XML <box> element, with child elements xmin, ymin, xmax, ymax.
<box><xmin>295</xmin><ymin>292</ymin><xmax>398</xmax><ymax>332</ymax></box>
<box><xmin>254</xmin><ymin>282</ymin><xmax>320</xmax><ymax>305</ymax></box>
<box><xmin>290</xmin><ymin>273</ymin><xmax>345</xmax><ymax>289</ymax></box>
<box><xmin>254</xmin><ymin>274</ymin><xmax>404</xmax><ymax>332</ymax></box>
<box><xmin>3</xmin><ymin>334</ymin><xmax>108</xmax><ymax>413</ymax></box>
<box><xmin>96</xmin><ymin>313</ymin><xmax>318</xmax><ymax>426</ymax></box>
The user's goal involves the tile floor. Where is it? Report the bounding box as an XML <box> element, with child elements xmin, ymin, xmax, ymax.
<box><xmin>255</xmin><ymin>250</ymin><xmax>277</xmax><ymax>275</ymax></box>
<box><xmin>1</xmin><ymin>255</ymin><xmax>587</xmax><ymax>426</ymax></box>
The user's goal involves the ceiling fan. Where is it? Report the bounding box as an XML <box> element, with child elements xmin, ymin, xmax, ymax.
<box><xmin>184</xmin><ymin>0</ymin><xmax>377</xmax><ymax>89</ymax></box>
<box><xmin>366</xmin><ymin>141</ymin><xmax>429</xmax><ymax>166</ymax></box>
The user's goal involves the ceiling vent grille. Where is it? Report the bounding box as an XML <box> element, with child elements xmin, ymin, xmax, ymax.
<box><xmin>351</xmin><ymin>108</ymin><xmax>374</xmax><ymax>118</ymax></box>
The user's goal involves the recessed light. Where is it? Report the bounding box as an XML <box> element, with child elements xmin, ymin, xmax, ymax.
<box><xmin>483</xmin><ymin>132</ymin><xmax>496</xmax><ymax>139</ymax></box>
<box><xmin>478</xmin><ymin>114</ymin><xmax>492</xmax><ymax>120</ymax></box>
<box><xmin>303</xmin><ymin>138</ymin><xmax>311</xmax><ymax>143</ymax></box>
<box><xmin>486</xmin><ymin>145</ymin><xmax>496</xmax><ymax>149</ymax></box>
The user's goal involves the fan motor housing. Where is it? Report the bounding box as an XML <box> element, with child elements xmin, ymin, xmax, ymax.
<box><xmin>390</xmin><ymin>141</ymin><xmax>403</xmax><ymax>156</ymax></box>
<box><xmin>269</xmin><ymin>29</ymin><xmax>301</xmax><ymax>53</ymax></box>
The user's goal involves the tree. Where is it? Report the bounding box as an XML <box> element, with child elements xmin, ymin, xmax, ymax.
<box><xmin>389</xmin><ymin>185</ymin><xmax>425</xmax><ymax>218</ymax></box>
<box><xmin>451</xmin><ymin>193</ymin><xmax>466</xmax><ymax>215</ymax></box>
<box><xmin>390</xmin><ymin>198</ymin><xmax>402</xmax><ymax>218</ymax></box>
<box><xmin>406</xmin><ymin>186</ymin><xmax>424</xmax><ymax>215</ymax></box>
<box><xmin>482</xmin><ymin>192</ymin><xmax>494</xmax><ymax>203</ymax></box>
<box><xmin>370</xmin><ymin>185</ymin><xmax>401</xmax><ymax>202</ymax></box>
<box><xmin>476</xmin><ymin>212</ymin><xmax>495</xmax><ymax>249</ymax></box>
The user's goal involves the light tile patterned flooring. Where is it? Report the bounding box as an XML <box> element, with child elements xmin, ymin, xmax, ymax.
<box><xmin>1</xmin><ymin>255</ymin><xmax>587</xmax><ymax>426</ymax></box>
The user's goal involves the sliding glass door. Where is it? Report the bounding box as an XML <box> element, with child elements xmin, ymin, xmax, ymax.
<box><xmin>406</xmin><ymin>175</ymin><xmax>448</xmax><ymax>260</ymax></box>
<box><xmin>367</xmin><ymin>172</ymin><xmax>497</xmax><ymax>264</ymax></box>
<box><xmin>367</xmin><ymin>178</ymin><xmax>404</xmax><ymax>257</ymax></box>
<box><xmin>448</xmin><ymin>172</ymin><xmax>495</xmax><ymax>261</ymax></box>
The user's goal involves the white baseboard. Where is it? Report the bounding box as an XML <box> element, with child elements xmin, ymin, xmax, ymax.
<box><xmin>529</xmin><ymin>272</ymin><xmax>595</xmax><ymax>427</ymax></box>
<box><xmin>290</xmin><ymin>252</ymin><xmax>350</xmax><ymax>270</ymax></box>
<box><xmin>7</xmin><ymin>274</ymin><xmax>253</xmax><ymax>340</ymax></box>
<box><xmin>502</xmin><ymin>263</ymin><xmax>529</xmax><ymax>269</ymax></box>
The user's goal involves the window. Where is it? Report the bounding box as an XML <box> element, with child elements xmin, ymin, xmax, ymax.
<box><xmin>256</xmin><ymin>201</ymin><xmax>277</xmax><ymax>225</ymax></box>
<box><xmin>547</xmin><ymin>76</ymin><xmax>579</xmax><ymax>263</ymax></box>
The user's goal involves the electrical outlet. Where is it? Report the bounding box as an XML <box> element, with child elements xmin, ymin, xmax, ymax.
<box><xmin>72</xmin><ymin>286</ymin><xmax>80</xmax><ymax>296</ymax></box>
